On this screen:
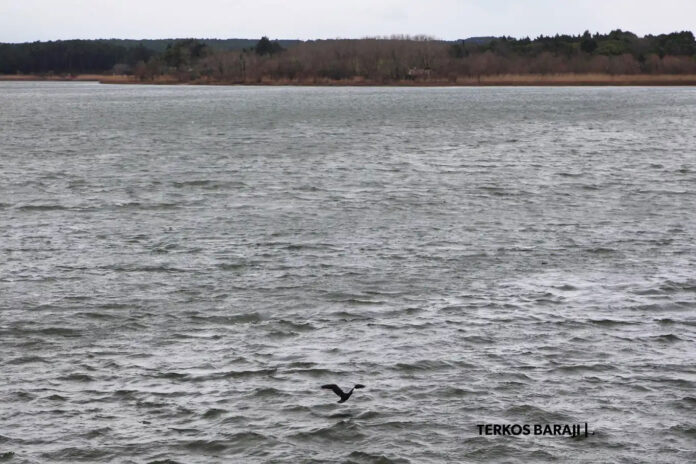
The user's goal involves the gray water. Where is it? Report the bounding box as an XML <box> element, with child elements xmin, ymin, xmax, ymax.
<box><xmin>1</xmin><ymin>82</ymin><xmax>696</xmax><ymax>463</ymax></box>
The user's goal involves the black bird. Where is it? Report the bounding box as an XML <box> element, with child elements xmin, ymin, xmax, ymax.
<box><xmin>321</xmin><ymin>384</ymin><xmax>365</xmax><ymax>403</ymax></box>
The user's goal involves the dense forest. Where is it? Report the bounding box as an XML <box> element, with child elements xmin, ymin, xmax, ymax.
<box><xmin>0</xmin><ymin>40</ymin><xmax>154</xmax><ymax>74</ymax></box>
<box><xmin>1</xmin><ymin>30</ymin><xmax>695</xmax><ymax>83</ymax></box>
<box><xmin>0</xmin><ymin>38</ymin><xmax>299</xmax><ymax>75</ymax></box>
<box><xmin>99</xmin><ymin>38</ymin><xmax>301</xmax><ymax>53</ymax></box>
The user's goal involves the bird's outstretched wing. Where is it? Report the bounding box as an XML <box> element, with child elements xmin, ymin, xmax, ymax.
<box><xmin>321</xmin><ymin>384</ymin><xmax>345</xmax><ymax>397</ymax></box>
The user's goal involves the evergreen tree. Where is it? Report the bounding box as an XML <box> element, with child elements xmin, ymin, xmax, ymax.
<box><xmin>254</xmin><ymin>36</ymin><xmax>284</xmax><ymax>56</ymax></box>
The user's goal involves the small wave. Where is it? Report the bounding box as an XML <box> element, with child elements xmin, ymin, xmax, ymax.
<box><xmin>220</xmin><ymin>415</ymin><xmax>249</xmax><ymax>424</ymax></box>
<box><xmin>627</xmin><ymin>382</ymin><xmax>653</xmax><ymax>392</ymax></box>
<box><xmin>182</xmin><ymin>440</ymin><xmax>227</xmax><ymax>453</ymax></box>
<box><xmin>58</xmin><ymin>373</ymin><xmax>94</xmax><ymax>382</ymax></box>
<box><xmin>150</xmin><ymin>242</ymin><xmax>178</xmax><ymax>253</ymax></box>
<box><xmin>504</xmin><ymin>404</ymin><xmax>572</xmax><ymax>423</ymax></box>
<box><xmin>669</xmin><ymin>424</ymin><xmax>696</xmax><ymax>437</ymax></box>
<box><xmin>637</xmin><ymin>189</ymin><xmax>690</xmax><ymax>195</ymax></box>
<box><xmin>217</xmin><ymin>262</ymin><xmax>247</xmax><ymax>270</ymax></box>
<box><xmin>331</xmin><ymin>298</ymin><xmax>383</xmax><ymax>306</ymax></box>
<box><xmin>77</xmin><ymin>312</ymin><xmax>118</xmax><ymax>320</ymax></box>
<box><xmin>285</xmin><ymin>367</ymin><xmax>334</xmax><ymax>377</ymax></box>
<box><xmin>11</xmin><ymin>391</ymin><xmax>34</xmax><ymax>401</ymax></box>
<box><xmin>113</xmin><ymin>389</ymin><xmax>138</xmax><ymax>398</ymax></box>
<box><xmin>16</xmin><ymin>204</ymin><xmax>68</xmax><ymax>211</ymax></box>
<box><xmin>325</xmin><ymin>310</ymin><xmax>372</xmax><ymax>321</ymax></box>
<box><xmin>282</xmin><ymin>405</ymin><xmax>313</xmax><ymax>415</ymax></box>
<box><xmin>430</xmin><ymin>386</ymin><xmax>477</xmax><ymax>397</ymax></box>
<box><xmin>656</xmin><ymin>377</ymin><xmax>695</xmax><ymax>388</ymax></box>
<box><xmin>284</xmin><ymin>243</ymin><xmax>335</xmax><ymax>251</ymax></box>
<box><xmin>226</xmin><ymin>431</ymin><xmax>269</xmax><ymax>443</ymax></box>
<box><xmin>137</xmin><ymin>399</ymin><xmax>169</xmax><ymax>409</ymax></box>
<box><xmin>356</xmin><ymin>410</ymin><xmax>380</xmax><ymax>420</ymax></box>
<box><xmin>82</xmin><ymin>427</ymin><xmax>112</xmax><ymax>439</ymax></box>
<box><xmin>115</xmin><ymin>202</ymin><xmax>180</xmax><ymax>210</ymax></box>
<box><xmin>550</xmin><ymin>363</ymin><xmax>614</xmax><ymax>373</ymax></box>
<box><xmin>183</xmin><ymin>432</ymin><xmax>267</xmax><ymax>453</ymax></box>
<box><xmin>479</xmin><ymin>186</ymin><xmax>513</xmax><ymax>196</ymax></box>
<box><xmin>190</xmin><ymin>368</ymin><xmax>277</xmax><ymax>382</ymax></box>
<box><xmin>191</xmin><ymin>313</ymin><xmax>263</xmax><ymax>325</ymax></box>
<box><xmin>46</xmin><ymin>394</ymin><xmax>67</xmax><ymax>401</ymax></box>
<box><xmin>631</xmin><ymin>303</ymin><xmax>665</xmax><ymax>312</ymax></box>
<box><xmin>287</xmin><ymin>361</ymin><xmax>316</xmax><ymax>368</ymax></box>
<box><xmin>97</xmin><ymin>303</ymin><xmax>131</xmax><ymax>310</ymax></box>
<box><xmin>39</xmin><ymin>327</ymin><xmax>82</xmax><ymax>337</ymax></box>
<box><xmin>558</xmin><ymin>172</ymin><xmax>583</xmax><ymax>177</ymax></box>
<box><xmin>394</xmin><ymin>359</ymin><xmax>456</xmax><ymax>372</ymax></box>
<box><xmin>671</xmin><ymin>396</ymin><xmax>696</xmax><ymax>412</ymax></box>
<box><xmin>267</xmin><ymin>330</ymin><xmax>298</xmax><ymax>338</ymax></box>
<box><xmin>155</xmin><ymin>372</ymin><xmax>190</xmax><ymax>380</ymax></box>
<box><xmin>169</xmin><ymin>332</ymin><xmax>222</xmax><ymax>340</ymax></box>
<box><xmin>465</xmin><ymin>443</ymin><xmax>524</xmax><ymax>460</ymax></box>
<box><xmin>456</xmin><ymin>334</ymin><xmax>495</xmax><ymax>344</ymax></box>
<box><xmin>172</xmin><ymin>179</ymin><xmax>214</xmax><ymax>187</ymax></box>
<box><xmin>649</xmin><ymin>334</ymin><xmax>682</xmax><ymax>342</ymax></box>
<box><xmin>249</xmin><ymin>387</ymin><xmax>282</xmax><ymax>397</ymax></box>
<box><xmin>659</xmin><ymin>280</ymin><xmax>696</xmax><ymax>293</ymax></box>
<box><xmin>102</xmin><ymin>264</ymin><xmax>187</xmax><ymax>273</ymax></box>
<box><xmin>169</xmin><ymin>428</ymin><xmax>200</xmax><ymax>434</ymax></box>
<box><xmin>587</xmin><ymin>319</ymin><xmax>637</xmax><ymax>327</ymax></box>
<box><xmin>345</xmin><ymin>451</ymin><xmax>410</xmax><ymax>464</ymax></box>
<box><xmin>585</xmin><ymin>247</ymin><xmax>617</xmax><ymax>254</ymax></box>
<box><xmin>632</xmin><ymin>288</ymin><xmax>664</xmax><ymax>296</ymax></box>
<box><xmin>6</xmin><ymin>355</ymin><xmax>48</xmax><ymax>365</ymax></box>
<box><xmin>274</xmin><ymin>320</ymin><xmax>317</xmax><ymax>332</ymax></box>
<box><xmin>174</xmin><ymin>179</ymin><xmax>247</xmax><ymax>190</ymax></box>
<box><xmin>202</xmin><ymin>408</ymin><xmax>226</xmax><ymax>419</ymax></box>
<box><xmin>291</xmin><ymin>421</ymin><xmax>366</xmax><ymax>442</ymax></box>
<box><xmin>42</xmin><ymin>447</ymin><xmax>109</xmax><ymax>460</ymax></box>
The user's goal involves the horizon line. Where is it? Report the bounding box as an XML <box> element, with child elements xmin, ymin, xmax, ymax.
<box><xmin>2</xmin><ymin>28</ymin><xmax>695</xmax><ymax>45</ymax></box>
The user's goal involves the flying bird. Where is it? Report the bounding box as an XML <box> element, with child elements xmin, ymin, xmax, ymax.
<box><xmin>321</xmin><ymin>384</ymin><xmax>365</xmax><ymax>403</ymax></box>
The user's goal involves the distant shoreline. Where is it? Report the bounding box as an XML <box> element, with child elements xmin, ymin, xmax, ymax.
<box><xmin>3</xmin><ymin>73</ymin><xmax>696</xmax><ymax>86</ymax></box>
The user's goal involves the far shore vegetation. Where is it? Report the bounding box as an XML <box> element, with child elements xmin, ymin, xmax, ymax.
<box><xmin>2</xmin><ymin>31</ymin><xmax>696</xmax><ymax>85</ymax></box>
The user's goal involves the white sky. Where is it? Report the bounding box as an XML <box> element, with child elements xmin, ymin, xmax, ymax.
<box><xmin>1</xmin><ymin>0</ymin><xmax>695</xmax><ymax>43</ymax></box>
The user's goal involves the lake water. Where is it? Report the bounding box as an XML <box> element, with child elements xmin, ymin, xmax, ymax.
<box><xmin>1</xmin><ymin>82</ymin><xmax>696</xmax><ymax>463</ymax></box>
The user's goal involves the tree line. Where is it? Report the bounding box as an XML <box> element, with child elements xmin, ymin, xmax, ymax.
<box><xmin>0</xmin><ymin>37</ymin><xmax>297</xmax><ymax>75</ymax></box>
<box><xmin>454</xmin><ymin>30</ymin><xmax>696</xmax><ymax>60</ymax></box>
<box><xmin>187</xmin><ymin>31</ymin><xmax>696</xmax><ymax>84</ymax></box>
<box><xmin>0</xmin><ymin>40</ymin><xmax>154</xmax><ymax>74</ymax></box>
<box><xmin>1</xmin><ymin>30</ymin><xmax>695</xmax><ymax>80</ymax></box>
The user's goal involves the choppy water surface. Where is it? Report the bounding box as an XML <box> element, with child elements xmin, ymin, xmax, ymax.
<box><xmin>1</xmin><ymin>82</ymin><xmax>696</xmax><ymax>463</ymax></box>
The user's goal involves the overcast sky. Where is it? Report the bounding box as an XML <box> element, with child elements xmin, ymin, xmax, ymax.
<box><xmin>1</xmin><ymin>0</ymin><xmax>695</xmax><ymax>43</ymax></box>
